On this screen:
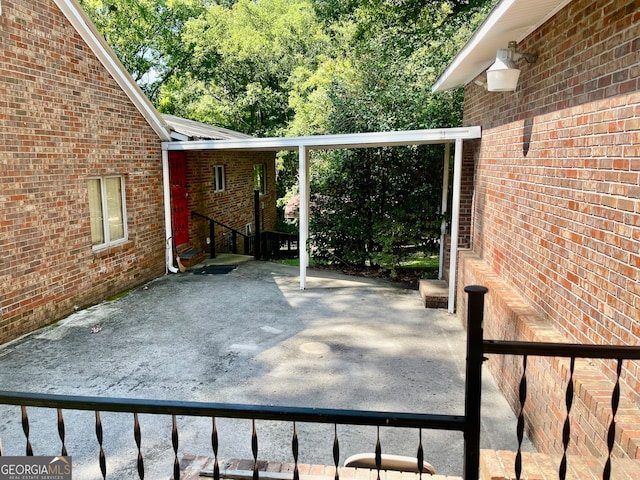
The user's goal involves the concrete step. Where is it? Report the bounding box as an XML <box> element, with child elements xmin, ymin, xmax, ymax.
<box><xmin>418</xmin><ymin>279</ymin><xmax>448</xmax><ymax>308</ymax></box>
<box><xmin>177</xmin><ymin>249</ymin><xmax>206</xmax><ymax>270</ymax></box>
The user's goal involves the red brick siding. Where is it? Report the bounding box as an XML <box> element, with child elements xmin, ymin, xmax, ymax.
<box><xmin>458</xmin><ymin>0</ymin><xmax>639</xmax><ymax>458</ymax></box>
<box><xmin>440</xmin><ymin>141</ymin><xmax>476</xmax><ymax>282</ymax></box>
<box><xmin>459</xmin><ymin>251</ymin><xmax>640</xmax><ymax>459</ymax></box>
<box><xmin>185</xmin><ymin>150</ymin><xmax>277</xmax><ymax>254</ymax></box>
<box><xmin>0</xmin><ymin>0</ymin><xmax>166</xmax><ymax>344</ymax></box>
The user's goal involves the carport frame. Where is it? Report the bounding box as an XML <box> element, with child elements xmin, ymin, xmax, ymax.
<box><xmin>162</xmin><ymin>126</ymin><xmax>481</xmax><ymax>313</ymax></box>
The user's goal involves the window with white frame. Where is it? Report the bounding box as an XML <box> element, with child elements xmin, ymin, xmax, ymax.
<box><xmin>214</xmin><ymin>165</ymin><xmax>225</xmax><ymax>192</ymax></box>
<box><xmin>88</xmin><ymin>176</ymin><xmax>127</xmax><ymax>249</ymax></box>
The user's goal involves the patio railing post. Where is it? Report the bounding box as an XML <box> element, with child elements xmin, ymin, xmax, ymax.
<box><xmin>209</xmin><ymin>219</ymin><xmax>216</xmax><ymax>259</ymax></box>
<box><xmin>463</xmin><ymin>285</ymin><xmax>488</xmax><ymax>480</ymax></box>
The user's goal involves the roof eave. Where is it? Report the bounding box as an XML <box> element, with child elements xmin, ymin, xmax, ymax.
<box><xmin>432</xmin><ymin>0</ymin><xmax>572</xmax><ymax>93</ymax></box>
<box><xmin>53</xmin><ymin>0</ymin><xmax>172</xmax><ymax>141</ymax></box>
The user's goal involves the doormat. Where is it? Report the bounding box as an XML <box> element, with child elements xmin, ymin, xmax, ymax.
<box><xmin>192</xmin><ymin>265</ymin><xmax>238</xmax><ymax>275</ymax></box>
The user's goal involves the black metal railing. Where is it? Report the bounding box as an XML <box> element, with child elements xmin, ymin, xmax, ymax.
<box><xmin>0</xmin><ymin>391</ymin><xmax>469</xmax><ymax>480</ymax></box>
<box><xmin>480</xmin><ymin>312</ymin><xmax>640</xmax><ymax>480</ymax></box>
<box><xmin>261</xmin><ymin>231</ymin><xmax>299</xmax><ymax>260</ymax></box>
<box><xmin>1</xmin><ymin>287</ymin><xmax>640</xmax><ymax>480</ymax></box>
<box><xmin>191</xmin><ymin>212</ymin><xmax>254</xmax><ymax>258</ymax></box>
<box><xmin>0</xmin><ymin>288</ymin><xmax>487</xmax><ymax>480</ymax></box>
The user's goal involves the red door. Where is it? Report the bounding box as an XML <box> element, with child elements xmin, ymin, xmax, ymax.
<box><xmin>169</xmin><ymin>152</ymin><xmax>189</xmax><ymax>246</ymax></box>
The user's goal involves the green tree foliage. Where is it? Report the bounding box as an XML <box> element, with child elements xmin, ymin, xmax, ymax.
<box><xmin>157</xmin><ymin>0</ymin><xmax>331</xmax><ymax>136</ymax></box>
<box><xmin>302</xmin><ymin>0</ymin><xmax>494</xmax><ymax>270</ymax></box>
<box><xmin>78</xmin><ymin>0</ymin><xmax>209</xmax><ymax>100</ymax></box>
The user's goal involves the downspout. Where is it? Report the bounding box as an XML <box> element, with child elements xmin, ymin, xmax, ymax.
<box><xmin>162</xmin><ymin>147</ymin><xmax>179</xmax><ymax>273</ymax></box>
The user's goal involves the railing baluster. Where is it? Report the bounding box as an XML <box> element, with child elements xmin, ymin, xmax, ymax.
<box><xmin>172</xmin><ymin>415</ymin><xmax>180</xmax><ymax>480</ymax></box>
<box><xmin>515</xmin><ymin>355</ymin><xmax>528</xmax><ymax>480</ymax></box>
<box><xmin>134</xmin><ymin>412</ymin><xmax>144</xmax><ymax>479</ymax></box>
<box><xmin>603</xmin><ymin>359</ymin><xmax>622</xmax><ymax>480</ymax></box>
<box><xmin>21</xmin><ymin>405</ymin><xmax>33</xmax><ymax>456</ymax></box>
<box><xmin>292</xmin><ymin>422</ymin><xmax>300</xmax><ymax>480</ymax></box>
<box><xmin>374</xmin><ymin>426</ymin><xmax>382</xmax><ymax>480</ymax></box>
<box><xmin>212</xmin><ymin>418</ymin><xmax>220</xmax><ymax>480</ymax></box>
<box><xmin>57</xmin><ymin>408</ymin><xmax>68</xmax><ymax>456</ymax></box>
<box><xmin>333</xmin><ymin>424</ymin><xmax>340</xmax><ymax>480</ymax></box>
<box><xmin>95</xmin><ymin>411</ymin><xmax>107</xmax><ymax>479</ymax></box>
<box><xmin>252</xmin><ymin>419</ymin><xmax>259</xmax><ymax>480</ymax></box>
<box><xmin>417</xmin><ymin>428</ymin><xmax>424</xmax><ymax>479</ymax></box>
<box><xmin>559</xmin><ymin>357</ymin><xmax>575</xmax><ymax>480</ymax></box>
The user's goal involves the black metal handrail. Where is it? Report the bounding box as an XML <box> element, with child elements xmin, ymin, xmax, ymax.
<box><xmin>191</xmin><ymin>211</ymin><xmax>253</xmax><ymax>258</ymax></box>
<box><xmin>483</xmin><ymin>341</ymin><xmax>640</xmax><ymax>359</ymax></box>
<box><xmin>475</xmin><ymin>289</ymin><xmax>640</xmax><ymax>480</ymax></box>
<box><xmin>0</xmin><ymin>391</ymin><xmax>465</xmax><ymax>429</ymax></box>
<box><xmin>261</xmin><ymin>230</ymin><xmax>299</xmax><ymax>260</ymax></box>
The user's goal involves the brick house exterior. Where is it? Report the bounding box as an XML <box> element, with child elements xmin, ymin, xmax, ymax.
<box><xmin>0</xmin><ymin>0</ymin><xmax>276</xmax><ymax>345</ymax></box>
<box><xmin>435</xmin><ymin>0</ymin><xmax>639</xmax><ymax>462</ymax></box>
<box><xmin>180</xmin><ymin>148</ymin><xmax>277</xmax><ymax>256</ymax></box>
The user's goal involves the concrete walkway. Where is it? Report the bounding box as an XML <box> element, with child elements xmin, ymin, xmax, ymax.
<box><xmin>0</xmin><ymin>260</ymin><xmax>529</xmax><ymax>479</ymax></box>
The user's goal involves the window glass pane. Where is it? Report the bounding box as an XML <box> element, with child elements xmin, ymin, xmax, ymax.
<box><xmin>88</xmin><ymin>179</ymin><xmax>104</xmax><ymax>245</ymax></box>
<box><xmin>105</xmin><ymin>177</ymin><xmax>124</xmax><ymax>241</ymax></box>
<box><xmin>214</xmin><ymin>165</ymin><xmax>224</xmax><ymax>192</ymax></box>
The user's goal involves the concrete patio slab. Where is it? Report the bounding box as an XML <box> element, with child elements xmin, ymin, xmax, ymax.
<box><xmin>0</xmin><ymin>261</ymin><xmax>530</xmax><ymax>479</ymax></box>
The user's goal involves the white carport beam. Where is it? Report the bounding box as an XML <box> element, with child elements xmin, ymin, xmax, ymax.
<box><xmin>162</xmin><ymin>127</ymin><xmax>481</xmax><ymax>152</ymax></box>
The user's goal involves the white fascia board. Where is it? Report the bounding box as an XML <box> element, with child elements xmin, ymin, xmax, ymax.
<box><xmin>162</xmin><ymin>127</ymin><xmax>481</xmax><ymax>152</ymax></box>
<box><xmin>432</xmin><ymin>0</ymin><xmax>571</xmax><ymax>92</ymax></box>
<box><xmin>53</xmin><ymin>0</ymin><xmax>172</xmax><ymax>141</ymax></box>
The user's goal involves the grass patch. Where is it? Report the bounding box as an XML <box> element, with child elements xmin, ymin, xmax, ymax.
<box><xmin>400</xmin><ymin>255</ymin><xmax>439</xmax><ymax>269</ymax></box>
<box><xmin>275</xmin><ymin>258</ymin><xmax>316</xmax><ymax>267</ymax></box>
<box><xmin>107</xmin><ymin>290</ymin><xmax>130</xmax><ymax>302</ymax></box>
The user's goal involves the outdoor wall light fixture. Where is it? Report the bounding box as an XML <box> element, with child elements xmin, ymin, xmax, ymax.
<box><xmin>487</xmin><ymin>41</ymin><xmax>538</xmax><ymax>92</ymax></box>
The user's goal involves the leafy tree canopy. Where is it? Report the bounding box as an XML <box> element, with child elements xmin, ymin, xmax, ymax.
<box><xmin>158</xmin><ymin>0</ymin><xmax>331</xmax><ymax>136</ymax></box>
<box><xmin>79</xmin><ymin>0</ymin><xmax>496</xmax><ymax>270</ymax></box>
<box><xmin>78</xmin><ymin>0</ymin><xmax>209</xmax><ymax>100</ymax></box>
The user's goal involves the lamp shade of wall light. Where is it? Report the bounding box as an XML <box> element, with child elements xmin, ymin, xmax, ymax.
<box><xmin>486</xmin><ymin>41</ymin><xmax>537</xmax><ymax>92</ymax></box>
<box><xmin>487</xmin><ymin>49</ymin><xmax>520</xmax><ymax>91</ymax></box>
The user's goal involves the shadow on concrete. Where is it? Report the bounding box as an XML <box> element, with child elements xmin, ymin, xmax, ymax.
<box><xmin>0</xmin><ymin>261</ymin><xmax>530</xmax><ymax>479</ymax></box>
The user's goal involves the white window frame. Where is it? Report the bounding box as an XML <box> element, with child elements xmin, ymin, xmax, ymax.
<box><xmin>88</xmin><ymin>176</ymin><xmax>128</xmax><ymax>250</ymax></box>
<box><xmin>214</xmin><ymin>165</ymin><xmax>225</xmax><ymax>192</ymax></box>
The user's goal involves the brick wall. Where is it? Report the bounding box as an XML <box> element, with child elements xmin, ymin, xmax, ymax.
<box><xmin>185</xmin><ymin>150</ymin><xmax>277</xmax><ymax>254</ymax></box>
<box><xmin>458</xmin><ymin>0</ymin><xmax>640</xmax><ymax>458</ymax></box>
<box><xmin>440</xmin><ymin>140</ymin><xmax>476</xmax><ymax>282</ymax></box>
<box><xmin>0</xmin><ymin>0</ymin><xmax>166</xmax><ymax>344</ymax></box>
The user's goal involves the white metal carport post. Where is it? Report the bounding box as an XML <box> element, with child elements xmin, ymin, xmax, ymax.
<box><xmin>438</xmin><ymin>143</ymin><xmax>450</xmax><ymax>280</ymax></box>
<box><xmin>299</xmin><ymin>145</ymin><xmax>310</xmax><ymax>289</ymax></box>
<box><xmin>448</xmin><ymin>138</ymin><xmax>463</xmax><ymax>313</ymax></box>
